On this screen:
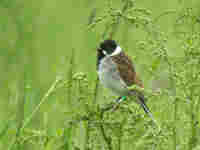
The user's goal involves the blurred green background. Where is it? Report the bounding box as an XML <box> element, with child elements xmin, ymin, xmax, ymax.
<box><xmin>0</xmin><ymin>0</ymin><xmax>200</xmax><ymax>149</ymax></box>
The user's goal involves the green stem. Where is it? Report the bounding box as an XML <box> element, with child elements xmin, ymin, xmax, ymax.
<box><xmin>99</xmin><ymin>109</ymin><xmax>113</xmax><ymax>150</ymax></box>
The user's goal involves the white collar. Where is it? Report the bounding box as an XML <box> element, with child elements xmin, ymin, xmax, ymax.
<box><xmin>110</xmin><ymin>46</ymin><xmax>122</xmax><ymax>56</ymax></box>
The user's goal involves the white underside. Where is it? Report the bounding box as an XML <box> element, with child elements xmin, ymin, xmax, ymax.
<box><xmin>98</xmin><ymin>55</ymin><xmax>128</xmax><ymax>96</ymax></box>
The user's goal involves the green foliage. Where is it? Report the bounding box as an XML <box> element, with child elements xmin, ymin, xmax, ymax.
<box><xmin>0</xmin><ymin>0</ymin><xmax>200</xmax><ymax>150</ymax></box>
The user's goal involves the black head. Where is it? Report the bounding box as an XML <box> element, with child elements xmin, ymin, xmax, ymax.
<box><xmin>99</xmin><ymin>40</ymin><xmax>117</xmax><ymax>55</ymax></box>
<box><xmin>97</xmin><ymin>40</ymin><xmax>118</xmax><ymax>69</ymax></box>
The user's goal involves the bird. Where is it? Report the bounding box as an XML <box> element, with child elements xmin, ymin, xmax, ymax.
<box><xmin>97</xmin><ymin>39</ymin><xmax>154</xmax><ymax>121</ymax></box>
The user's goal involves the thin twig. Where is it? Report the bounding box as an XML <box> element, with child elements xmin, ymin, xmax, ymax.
<box><xmin>99</xmin><ymin>108</ymin><xmax>113</xmax><ymax>150</ymax></box>
<box><xmin>21</xmin><ymin>77</ymin><xmax>62</xmax><ymax>131</ymax></box>
<box><xmin>109</xmin><ymin>0</ymin><xmax>130</xmax><ymax>39</ymax></box>
<box><xmin>93</xmin><ymin>78</ymin><xmax>100</xmax><ymax>105</ymax></box>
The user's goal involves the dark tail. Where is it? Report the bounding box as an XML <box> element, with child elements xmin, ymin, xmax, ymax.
<box><xmin>137</xmin><ymin>94</ymin><xmax>159</xmax><ymax>127</ymax></box>
<box><xmin>129</xmin><ymin>90</ymin><xmax>151</xmax><ymax>115</ymax></box>
<box><xmin>137</xmin><ymin>94</ymin><xmax>151</xmax><ymax>115</ymax></box>
<box><xmin>128</xmin><ymin>90</ymin><xmax>160</xmax><ymax>129</ymax></box>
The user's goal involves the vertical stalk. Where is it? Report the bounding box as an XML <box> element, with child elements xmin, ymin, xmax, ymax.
<box><xmin>109</xmin><ymin>0</ymin><xmax>130</xmax><ymax>39</ymax></box>
<box><xmin>164</xmin><ymin>53</ymin><xmax>177</xmax><ymax>150</ymax></box>
<box><xmin>99</xmin><ymin>110</ymin><xmax>113</xmax><ymax>150</ymax></box>
<box><xmin>173</xmin><ymin>97</ymin><xmax>177</xmax><ymax>150</ymax></box>
<box><xmin>117</xmin><ymin>124</ymin><xmax>122</xmax><ymax>150</ymax></box>
<box><xmin>93</xmin><ymin>0</ymin><xmax>130</xmax><ymax>105</ymax></box>
<box><xmin>67</xmin><ymin>48</ymin><xmax>75</xmax><ymax>106</ymax></box>
<box><xmin>188</xmin><ymin>95</ymin><xmax>195</xmax><ymax>150</ymax></box>
<box><xmin>188</xmin><ymin>75</ymin><xmax>198</xmax><ymax>150</ymax></box>
<box><xmin>84</xmin><ymin>121</ymin><xmax>90</xmax><ymax>150</ymax></box>
<box><xmin>93</xmin><ymin>20</ymin><xmax>110</xmax><ymax>105</ymax></box>
<box><xmin>9</xmin><ymin>3</ymin><xmax>26</xmax><ymax>149</ymax></box>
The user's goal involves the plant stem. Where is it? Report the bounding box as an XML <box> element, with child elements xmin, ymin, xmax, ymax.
<box><xmin>99</xmin><ymin>109</ymin><xmax>113</xmax><ymax>150</ymax></box>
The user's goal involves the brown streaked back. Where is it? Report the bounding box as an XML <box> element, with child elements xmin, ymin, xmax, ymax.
<box><xmin>111</xmin><ymin>52</ymin><xmax>144</xmax><ymax>88</ymax></box>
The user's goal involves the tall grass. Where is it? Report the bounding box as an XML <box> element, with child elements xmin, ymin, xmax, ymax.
<box><xmin>0</xmin><ymin>0</ymin><xmax>200</xmax><ymax>150</ymax></box>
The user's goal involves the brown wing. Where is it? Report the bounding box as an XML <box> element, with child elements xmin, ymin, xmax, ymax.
<box><xmin>111</xmin><ymin>52</ymin><xmax>144</xmax><ymax>88</ymax></box>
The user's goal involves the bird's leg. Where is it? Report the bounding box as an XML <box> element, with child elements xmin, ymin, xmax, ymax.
<box><xmin>115</xmin><ymin>96</ymin><xmax>122</xmax><ymax>103</ymax></box>
<box><xmin>112</xmin><ymin>96</ymin><xmax>127</xmax><ymax>111</ymax></box>
<box><xmin>115</xmin><ymin>96</ymin><xmax>126</xmax><ymax>103</ymax></box>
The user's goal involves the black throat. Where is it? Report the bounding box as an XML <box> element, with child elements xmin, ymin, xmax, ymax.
<box><xmin>97</xmin><ymin>40</ymin><xmax>117</xmax><ymax>70</ymax></box>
